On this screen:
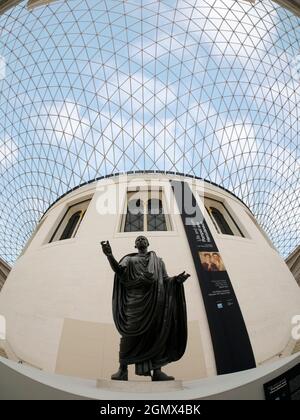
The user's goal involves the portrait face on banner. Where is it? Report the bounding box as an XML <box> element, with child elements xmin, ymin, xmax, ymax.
<box><xmin>199</xmin><ymin>252</ymin><xmax>226</xmax><ymax>272</ymax></box>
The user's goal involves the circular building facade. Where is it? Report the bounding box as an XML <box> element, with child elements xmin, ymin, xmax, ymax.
<box><xmin>0</xmin><ymin>172</ymin><xmax>299</xmax><ymax>381</ymax></box>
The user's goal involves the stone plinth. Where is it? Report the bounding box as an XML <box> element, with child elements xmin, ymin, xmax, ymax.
<box><xmin>97</xmin><ymin>379</ymin><xmax>184</xmax><ymax>393</ymax></box>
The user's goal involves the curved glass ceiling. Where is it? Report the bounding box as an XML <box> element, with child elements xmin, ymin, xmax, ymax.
<box><xmin>0</xmin><ymin>0</ymin><xmax>299</xmax><ymax>264</ymax></box>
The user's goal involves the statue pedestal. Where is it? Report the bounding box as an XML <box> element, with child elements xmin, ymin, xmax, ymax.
<box><xmin>97</xmin><ymin>379</ymin><xmax>184</xmax><ymax>393</ymax></box>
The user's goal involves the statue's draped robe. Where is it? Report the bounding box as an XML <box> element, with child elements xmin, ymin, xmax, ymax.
<box><xmin>112</xmin><ymin>251</ymin><xmax>187</xmax><ymax>376</ymax></box>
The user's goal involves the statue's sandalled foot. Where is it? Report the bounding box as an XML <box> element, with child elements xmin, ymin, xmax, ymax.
<box><xmin>152</xmin><ymin>369</ymin><xmax>175</xmax><ymax>381</ymax></box>
<box><xmin>111</xmin><ymin>366</ymin><xmax>128</xmax><ymax>381</ymax></box>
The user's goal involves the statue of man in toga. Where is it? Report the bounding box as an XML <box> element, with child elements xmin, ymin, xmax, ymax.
<box><xmin>101</xmin><ymin>235</ymin><xmax>190</xmax><ymax>381</ymax></box>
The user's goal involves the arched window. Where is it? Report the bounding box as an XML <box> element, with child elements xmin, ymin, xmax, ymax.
<box><xmin>204</xmin><ymin>196</ymin><xmax>244</xmax><ymax>237</ymax></box>
<box><xmin>60</xmin><ymin>211</ymin><xmax>82</xmax><ymax>240</ymax></box>
<box><xmin>124</xmin><ymin>198</ymin><xmax>144</xmax><ymax>232</ymax></box>
<box><xmin>50</xmin><ymin>198</ymin><xmax>91</xmax><ymax>243</ymax></box>
<box><xmin>210</xmin><ymin>207</ymin><xmax>234</xmax><ymax>236</ymax></box>
<box><xmin>121</xmin><ymin>189</ymin><xmax>171</xmax><ymax>232</ymax></box>
<box><xmin>147</xmin><ymin>199</ymin><xmax>167</xmax><ymax>231</ymax></box>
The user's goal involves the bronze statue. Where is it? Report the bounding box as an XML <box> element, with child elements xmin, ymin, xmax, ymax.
<box><xmin>101</xmin><ymin>236</ymin><xmax>190</xmax><ymax>381</ymax></box>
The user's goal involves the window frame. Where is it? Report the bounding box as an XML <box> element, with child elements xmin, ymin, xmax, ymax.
<box><xmin>120</xmin><ymin>187</ymin><xmax>172</xmax><ymax>233</ymax></box>
<box><xmin>147</xmin><ymin>197</ymin><xmax>168</xmax><ymax>232</ymax></box>
<box><xmin>59</xmin><ymin>211</ymin><xmax>82</xmax><ymax>241</ymax></box>
<box><xmin>49</xmin><ymin>198</ymin><xmax>91</xmax><ymax>243</ymax></box>
<box><xmin>203</xmin><ymin>196</ymin><xmax>245</xmax><ymax>238</ymax></box>
<box><xmin>123</xmin><ymin>196</ymin><xmax>144</xmax><ymax>233</ymax></box>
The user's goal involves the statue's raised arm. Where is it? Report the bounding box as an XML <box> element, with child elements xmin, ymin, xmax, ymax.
<box><xmin>101</xmin><ymin>240</ymin><xmax>112</xmax><ymax>256</ymax></box>
<box><xmin>101</xmin><ymin>241</ymin><xmax>124</xmax><ymax>275</ymax></box>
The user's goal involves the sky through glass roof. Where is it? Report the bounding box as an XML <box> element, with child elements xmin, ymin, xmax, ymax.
<box><xmin>0</xmin><ymin>0</ymin><xmax>299</xmax><ymax>264</ymax></box>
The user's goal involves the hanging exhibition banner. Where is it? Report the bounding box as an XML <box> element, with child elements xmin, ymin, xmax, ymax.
<box><xmin>171</xmin><ymin>180</ymin><xmax>256</xmax><ymax>375</ymax></box>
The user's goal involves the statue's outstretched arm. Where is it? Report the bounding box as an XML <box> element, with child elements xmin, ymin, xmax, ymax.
<box><xmin>107</xmin><ymin>254</ymin><xmax>125</xmax><ymax>275</ymax></box>
<box><xmin>101</xmin><ymin>241</ymin><xmax>125</xmax><ymax>275</ymax></box>
<box><xmin>162</xmin><ymin>260</ymin><xmax>190</xmax><ymax>284</ymax></box>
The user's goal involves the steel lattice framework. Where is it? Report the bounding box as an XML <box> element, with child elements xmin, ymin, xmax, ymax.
<box><xmin>0</xmin><ymin>0</ymin><xmax>299</xmax><ymax>264</ymax></box>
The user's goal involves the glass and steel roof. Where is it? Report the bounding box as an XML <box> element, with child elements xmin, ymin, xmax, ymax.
<box><xmin>0</xmin><ymin>0</ymin><xmax>299</xmax><ymax>264</ymax></box>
